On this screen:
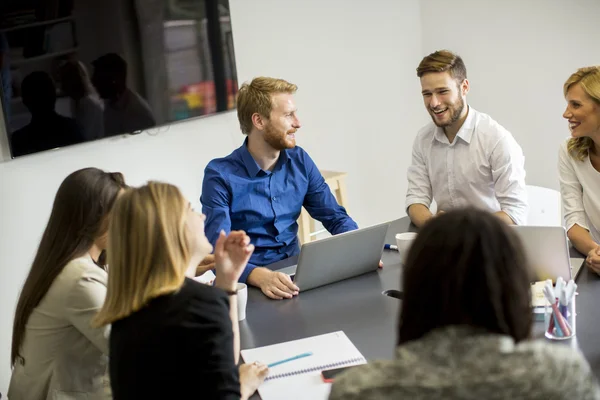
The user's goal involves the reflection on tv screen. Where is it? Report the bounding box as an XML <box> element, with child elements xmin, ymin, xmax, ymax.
<box><xmin>0</xmin><ymin>0</ymin><xmax>238</xmax><ymax>158</ymax></box>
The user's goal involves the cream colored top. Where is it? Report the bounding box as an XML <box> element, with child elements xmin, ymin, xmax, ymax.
<box><xmin>8</xmin><ymin>254</ymin><xmax>111</xmax><ymax>400</ymax></box>
<box><xmin>559</xmin><ymin>139</ymin><xmax>600</xmax><ymax>243</ymax></box>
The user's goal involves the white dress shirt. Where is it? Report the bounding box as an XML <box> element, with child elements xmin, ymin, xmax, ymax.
<box><xmin>8</xmin><ymin>254</ymin><xmax>111</xmax><ymax>400</ymax></box>
<box><xmin>558</xmin><ymin>139</ymin><xmax>600</xmax><ymax>243</ymax></box>
<box><xmin>406</xmin><ymin>107</ymin><xmax>528</xmax><ymax>225</ymax></box>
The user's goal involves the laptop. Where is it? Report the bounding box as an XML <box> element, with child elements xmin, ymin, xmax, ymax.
<box><xmin>511</xmin><ymin>225</ymin><xmax>576</xmax><ymax>282</ymax></box>
<box><xmin>272</xmin><ymin>222</ymin><xmax>389</xmax><ymax>292</ymax></box>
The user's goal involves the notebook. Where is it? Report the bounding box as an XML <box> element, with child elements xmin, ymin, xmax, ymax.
<box><xmin>531</xmin><ymin>280</ymin><xmax>550</xmax><ymax>320</ymax></box>
<box><xmin>240</xmin><ymin>331</ymin><xmax>367</xmax><ymax>400</ymax></box>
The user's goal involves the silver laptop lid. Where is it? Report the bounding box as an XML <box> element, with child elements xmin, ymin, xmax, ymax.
<box><xmin>293</xmin><ymin>222</ymin><xmax>389</xmax><ymax>292</ymax></box>
<box><xmin>511</xmin><ymin>225</ymin><xmax>572</xmax><ymax>282</ymax></box>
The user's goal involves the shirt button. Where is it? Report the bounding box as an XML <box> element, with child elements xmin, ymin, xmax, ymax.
<box><xmin>272</xmin><ymin>197</ymin><xmax>277</xmax><ymax>201</ymax></box>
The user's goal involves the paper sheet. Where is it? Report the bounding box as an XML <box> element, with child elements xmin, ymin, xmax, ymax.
<box><xmin>193</xmin><ymin>270</ymin><xmax>215</xmax><ymax>285</ymax></box>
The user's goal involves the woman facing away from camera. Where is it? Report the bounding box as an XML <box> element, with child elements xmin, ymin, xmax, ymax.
<box><xmin>330</xmin><ymin>208</ymin><xmax>600</xmax><ymax>400</ymax></box>
<box><xmin>93</xmin><ymin>182</ymin><xmax>268</xmax><ymax>399</ymax></box>
<box><xmin>9</xmin><ymin>168</ymin><xmax>127</xmax><ymax>399</ymax></box>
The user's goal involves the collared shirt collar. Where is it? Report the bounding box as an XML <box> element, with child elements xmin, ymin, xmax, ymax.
<box><xmin>238</xmin><ymin>138</ymin><xmax>290</xmax><ymax>177</ymax></box>
<box><xmin>432</xmin><ymin>106</ymin><xmax>476</xmax><ymax>145</ymax></box>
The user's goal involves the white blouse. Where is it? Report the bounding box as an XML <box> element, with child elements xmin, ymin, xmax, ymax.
<box><xmin>558</xmin><ymin>139</ymin><xmax>600</xmax><ymax>243</ymax></box>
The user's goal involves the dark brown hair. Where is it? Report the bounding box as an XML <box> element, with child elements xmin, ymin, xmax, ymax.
<box><xmin>417</xmin><ymin>49</ymin><xmax>467</xmax><ymax>83</ymax></box>
<box><xmin>11</xmin><ymin>168</ymin><xmax>127</xmax><ymax>366</ymax></box>
<box><xmin>398</xmin><ymin>208</ymin><xmax>531</xmax><ymax>346</ymax></box>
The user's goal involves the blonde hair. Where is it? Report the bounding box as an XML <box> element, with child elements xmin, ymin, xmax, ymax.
<box><xmin>93</xmin><ymin>182</ymin><xmax>190</xmax><ymax>326</ymax></box>
<box><xmin>417</xmin><ymin>50</ymin><xmax>467</xmax><ymax>82</ymax></box>
<box><xmin>564</xmin><ymin>66</ymin><xmax>600</xmax><ymax>161</ymax></box>
<box><xmin>236</xmin><ymin>77</ymin><xmax>298</xmax><ymax>135</ymax></box>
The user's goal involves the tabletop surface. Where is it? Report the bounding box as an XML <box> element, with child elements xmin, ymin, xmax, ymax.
<box><xmin>239</xmin><ymin>217</ymin><xmax>600</xmax><ymax>399</ymax></box>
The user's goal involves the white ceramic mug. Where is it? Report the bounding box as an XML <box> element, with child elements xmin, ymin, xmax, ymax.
<box><xmin>395</xmin><ymin>232</ymin><xmax>418</xmax><ymax>260</ymax></box>
<box><xmin>237</xmin><ymin>282</ymin><xmax>248</xmax><ymax>321</ymax></box>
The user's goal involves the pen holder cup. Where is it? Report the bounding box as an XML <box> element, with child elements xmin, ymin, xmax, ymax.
<box><xmin>544</xmin><ymin>298</ymin><xmax>576</xmax><ymax>340</ymax></box>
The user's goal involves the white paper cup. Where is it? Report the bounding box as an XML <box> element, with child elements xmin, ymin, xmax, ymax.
<box><xmin>237</xmin><ymin>282</ymin><xmax>248</xmax><ymax>321</ymax></box>
<box><xmin>395</xmin><ymin>232</ymin><xmax>418</xmax><ymax>260</ymax></box>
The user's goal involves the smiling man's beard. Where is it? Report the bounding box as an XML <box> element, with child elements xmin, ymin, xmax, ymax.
<box><xmin>263</xmin><ymin>122</ymin><xmax>296</xmax><ymax>150</ymax></box>
<box><xmin>430</xmin><ymin>95</ymin><xmax>465</xmax><ymax>128</ymax></box>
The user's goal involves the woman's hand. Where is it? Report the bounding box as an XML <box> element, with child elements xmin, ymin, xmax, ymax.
<box><xmin>195</xmin><ymin>254</ymin><xmax>215</xmax><ymax>276</ymax></box>
<box><xmin>214</xmin><ymin>230</ymin><xmax>254</xmax><ymax>291</ymax></box>
<box><xmin>586</xmin><ymin>245</ymin><xmax>600</xmax><ymax>274</ymax></box>
<box><xmin>239</xmin><ymin>362</ymin><xmax>269</xmax><ymax>400</ymax></box>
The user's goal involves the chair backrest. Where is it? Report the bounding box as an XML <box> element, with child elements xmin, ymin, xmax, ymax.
<box><xmin>526</xmin><ymin>185</ymin><xmax>562</xmax><ymax>226</ymax></box>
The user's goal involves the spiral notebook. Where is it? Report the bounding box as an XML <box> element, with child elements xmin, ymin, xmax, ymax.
<box><xmin>240</xmin><ymin>331</ymin><xmax>366</xmax><ymax>400</ymax></box>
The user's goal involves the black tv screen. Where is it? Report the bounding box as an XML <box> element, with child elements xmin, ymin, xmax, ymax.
<box><xmin>0</xmin><ymin>0</ymin><xmax>238</xmax><ymax>158</ymax></box>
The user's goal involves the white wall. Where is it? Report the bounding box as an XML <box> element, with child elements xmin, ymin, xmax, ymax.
<box><xmin>4</xmin><ymin>0</ymin><xmax>596</xmax><ymax>391</ymax></box>
<box><xmin>0</xmin><ymin>0</ymin><xmax>423</xmax><ymax>390</ymax></box>
<box><xmin>420</xmin><ymin>0</ymin><xmax>600</xmax><ymax>190</ymax></box>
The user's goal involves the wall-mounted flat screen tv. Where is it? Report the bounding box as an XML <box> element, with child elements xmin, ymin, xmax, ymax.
<box><xmin>0</xmin><ymin>0</ymin><xmax>238</xmax><ymax>158</ymax></box>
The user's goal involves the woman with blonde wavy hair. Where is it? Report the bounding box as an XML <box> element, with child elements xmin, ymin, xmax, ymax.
<box><xmin>93</xmin><ymin>182</ymin><xmax>267</xmax><ymax>399</ymax></box>
<box><xmin>559</xmin><ymin>66</ymin><xmax>600</xmax><ymax>273</ymax></box>
<box><xmin>58</xmin><ymin>60</ymin><xmax>104</xmax><ymax>141</ymax></box>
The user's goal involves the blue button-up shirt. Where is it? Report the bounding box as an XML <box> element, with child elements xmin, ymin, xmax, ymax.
<box><xmin>201</xmin><ymin>140</ymin><xmax>358</xmax><ymax>283</ymax></box>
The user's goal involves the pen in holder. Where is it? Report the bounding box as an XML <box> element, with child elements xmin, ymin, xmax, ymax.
<box><xmin>543</xmin><ymin>278</ymin><xmax>576</xmax><ymax>340</ymax></box>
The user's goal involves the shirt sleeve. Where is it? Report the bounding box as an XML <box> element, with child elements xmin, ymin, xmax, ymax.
<box><xmin>301</xmin><ymin>151</ymin><xmax>358</xmax><ymax>234</ymax></box>
<box><xmin>201</xmin><ymin>164</ymin><xmax>233</xmax><ymax>246</ymax></box>
<box><xmin>186</xmin><ymin>288</ymin><xmax>241</xmax><ymax>399</ymax></box>
<box><xmin>64</xmin><ymin>270</ymin><xmax>110</xmax><ymax>354</ymax></box>
<box><xmin>201</xmin><ymin>165</ymin><xmax>257</xmax><ymax>283</ymax></box>
<box><xmin>558</xmin><ymin>142</ymin><xmax>590</xmax><ymax>232</ymax></box>
<box><xmin>490</xmin><ymin>134</ymin><xmax>528</xmax><ymax>225</ymax></box>
<box><xmin>405</xmin><ymin>135</ymin><xmax>433</xmax><ymax>211</ymax></box>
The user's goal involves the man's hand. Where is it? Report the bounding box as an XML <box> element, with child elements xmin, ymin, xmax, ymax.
<box><xmin>214</xmin><ymin>230</ymin><xmax>254</xmax><ymax>291</ymax></box>
<box><xmin>586</xmin><ymin>245</ymin><xmax>600</xmax><ymax>275</ymax></box>
<box><xmin>248</xmin><ymin>267</ymin><xmax>299</xmax><ymax>300</ymax></box>
<box><xmin>196</xmin><ymin>254</ymin><xmax>215</xmax><ymax>276</ymax></box>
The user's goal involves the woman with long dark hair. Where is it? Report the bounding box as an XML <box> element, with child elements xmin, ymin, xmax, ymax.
<box><xmin>9</xmin><ymin>167</ymin><xmax>126</xmax><ymax>399</ymax></box>
<box><xmin>330</xmin><ymin>208</ymin><xmax>600</xmax><ymax>400</ymax></box>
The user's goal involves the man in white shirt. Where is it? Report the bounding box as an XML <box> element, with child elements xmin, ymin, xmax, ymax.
<box><xmin>406</xmin><ymin>50</ymin><xmax>527</xmax><ymax>227</ymax></box>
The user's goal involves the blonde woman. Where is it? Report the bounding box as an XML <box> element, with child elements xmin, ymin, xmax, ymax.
<box><xmin>94</xmin><ymin>182</ymin><xmax>268</xmax><ymax>399</ymax></box>
<box><xmin>9</xmin><ymin>168</ymin><xmax>127</xmax><ymax>399</ymax></box>
<box><xmin>58</xmin><ymin>60</ymin><xmax>104</xmax><ymax>141</ymax></box>
<box><xmin>559</xmin><ymin>66</ymin><xmax>600</xmax><ymax>273</ymax></box>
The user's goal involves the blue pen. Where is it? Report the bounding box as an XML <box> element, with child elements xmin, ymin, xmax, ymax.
<box><xmin>384</xmin><ymin>244</ymin><xmax>398</xmax><ymax>251</ymax></box>
<box><xmin>267</xmin><ymin>352</ymin><xmax>313</xmax><ymax>368</ymax></box>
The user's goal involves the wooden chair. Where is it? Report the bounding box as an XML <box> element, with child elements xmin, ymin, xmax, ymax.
<box><xmin>298</xmin><ymin>170</ymin><xmax>349</xmax><ymax>244</ymax></box>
